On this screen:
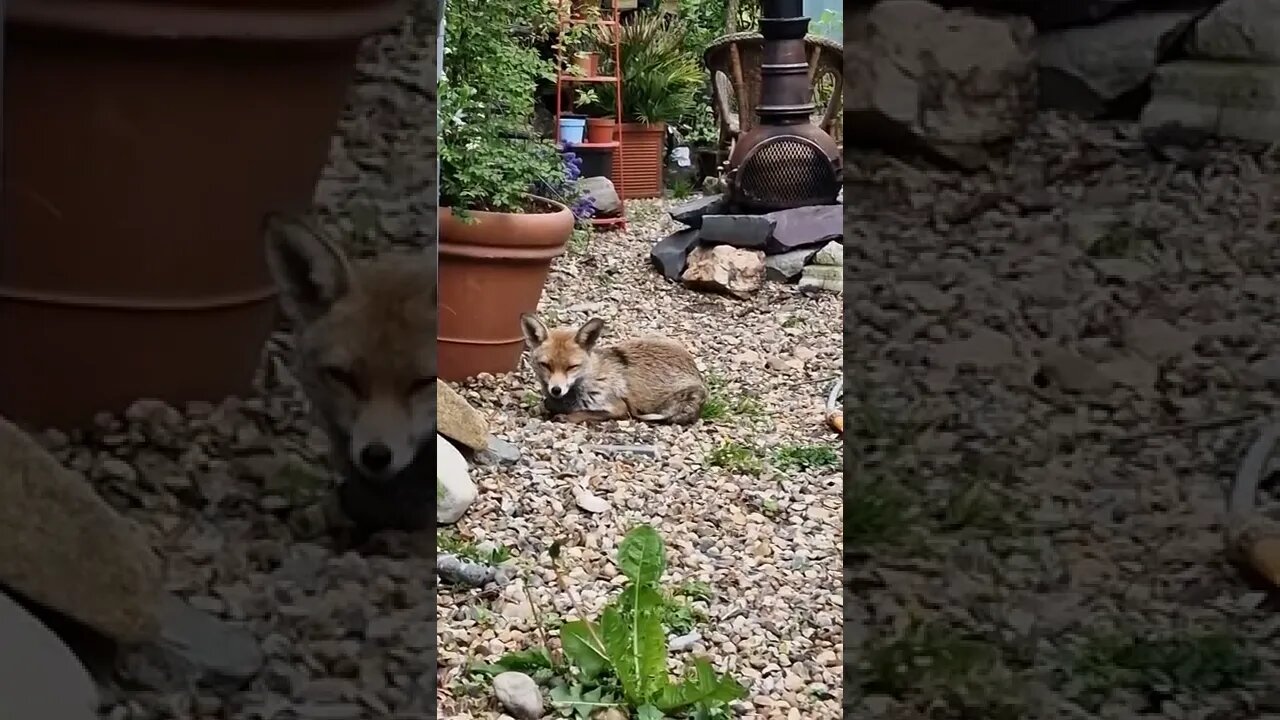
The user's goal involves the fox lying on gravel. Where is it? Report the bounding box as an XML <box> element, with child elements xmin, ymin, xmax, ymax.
<box><xmin>263</xmin><ymin>214</ymin><xmax>435</xmax><ymax>534</ymax></box>
<box><xmin>519</xmin><ymin>313</ymin><xmax>708</xmax><ymax>424</ymax></box>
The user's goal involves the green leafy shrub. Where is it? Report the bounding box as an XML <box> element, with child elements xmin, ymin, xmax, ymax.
<box><xmin>440</xmin><ymin>0</ymin><xmax>567</xmax><ymax>212</ymax></box>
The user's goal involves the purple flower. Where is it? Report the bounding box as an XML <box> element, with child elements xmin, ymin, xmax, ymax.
<box><xmin>571</xmin><ymin>194</ymin><xmax>597</xmax><ymax>220</ymax></box>
<box><xmin>562</xmin><ymin>152</ymin><xmax>583</xmax><ymax>182</ymax></box>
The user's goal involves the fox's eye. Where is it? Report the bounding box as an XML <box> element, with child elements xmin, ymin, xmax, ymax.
<box><xmin>322</xmin><ymin>366</ymin><xmax>359</xmax><ymax>392</ymax></box>
<box><xmin>409</xmin><ymin>376</ymin><xmax>436</xmax><ymax>395</ymax></box>
<box><xmin>566</xmin><ymin>364</ymin><xmax>580</xmax><ymax>372</ymax></box>
<box><xmin>538</xmin><ymin>361</ymin><xmax>552</xmax><ymax>370</ymax></box>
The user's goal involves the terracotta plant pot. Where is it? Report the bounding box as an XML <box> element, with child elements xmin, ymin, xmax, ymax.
<box><xmin>572</xmin><ymin>51</ymin><xmax>599</xmax><ymax>77</ymax></box>
<box><xmin>612</xmin><ymin>122</ymin><xmax>665</xmax><ymax>199</ymax></box>
<box><xmin>586</xmin><ymin>116</ymin><xmax>616</xmax><ymax>144</ymax></box>
<box><xmin>439</xmin><ymin>197</ymin><xmax>575</xmax><ymax>381</ymax></box>
<box><xmin>0</xmin><ymin>0</ymin><xmax>407</xmax><ymax>429</ymax></box>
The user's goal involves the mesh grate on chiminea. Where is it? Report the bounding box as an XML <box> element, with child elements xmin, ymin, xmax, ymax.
<box><xmin>724</xmin><ymin>0</ymin><xmax>841</xmax><ymax>212</ymax></box>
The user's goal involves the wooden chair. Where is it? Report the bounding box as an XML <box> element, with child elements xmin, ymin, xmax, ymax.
<box><xmin>703</xmin><ymin>32</ymin><xmax>843</xmax><ymax>160</ymax></box>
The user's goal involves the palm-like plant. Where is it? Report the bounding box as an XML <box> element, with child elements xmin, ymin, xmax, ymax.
<box><xmin>593</xmin><ymin>12</ymin><xmax>704</xmax><ymax>125</ymax></box>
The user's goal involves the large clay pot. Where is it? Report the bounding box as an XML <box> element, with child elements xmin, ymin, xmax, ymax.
<box><xmin>0</xmin><ymin>0</ymin><xmax>408</xmax><ymax>429</ymax></box>
<box><xmin>438</xmin><ymin>197</ymin><xmax>575</xmax><ymax>381</ymax></box>
<box><xmin>612</xmin><ymin>121</ymin><xmax>665</xmax><ymax>199</ymax></box>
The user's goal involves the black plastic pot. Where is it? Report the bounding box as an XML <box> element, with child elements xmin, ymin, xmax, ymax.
<box><xmin>574</xmin><ymin>145</ymin><xmax>614</xmax><ymax>179</ymax></box>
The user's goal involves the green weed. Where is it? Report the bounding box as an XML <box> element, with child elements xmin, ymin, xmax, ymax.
<box><xmin>706</xmin><ymin>440</ymin><xmax>763</xmax><ymax>476</ymax></box>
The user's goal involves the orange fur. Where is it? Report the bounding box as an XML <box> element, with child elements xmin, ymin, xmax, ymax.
<box><xmin>520</xmin><ymin>314</ymin><xmax>707</xmax><ymax>424</ymax></box>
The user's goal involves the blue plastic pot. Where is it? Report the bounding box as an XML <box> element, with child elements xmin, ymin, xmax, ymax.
<box><xmin>558</xmin><ymin>116</ymin><xmax>587</xmax><ymax>145</ymax></box>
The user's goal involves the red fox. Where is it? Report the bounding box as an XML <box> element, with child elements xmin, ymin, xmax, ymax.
<box><xmin>263</xmin><ymin>214</ymin><xmax>434</xmax><ymax>532</ymax></box>
<box><xmin>519</xmin><ymin>313</ymin><xmax>708</xmax><ymax>424</ymax></box>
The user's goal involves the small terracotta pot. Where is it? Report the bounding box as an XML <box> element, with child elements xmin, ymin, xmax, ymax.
<box><xmin>586</xmin><ymin>116</ymin><xmax>616</xmax><ymax>144</ymax></box>
<box><xmin>612</xmin><ymin>122</ymin><xmax>665</xmax><ymax>199</ymax></box>
<box><xmin>439</xmin><ymin>196</ymin><xmax>575</xmax><ymax>380</ymax></box>
<box><xmin>572</xmin><ymin>51</ymin><xmax>599</xmax><ymax>77</ymax></box>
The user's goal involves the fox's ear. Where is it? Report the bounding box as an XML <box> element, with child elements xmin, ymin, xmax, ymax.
<box><xmin>263</xmin><ymin>213</ymin><xmax>352</xmax><ymax>324</ymax></box>
<box><xmin>519</xmin><ymin>313</ymin><xmax>548</xmax><ymax>348</ymax></box>
<box><xmin>575</xmin><ymin>317</ymin><xmax>606</xmax><ymax>350</ymax></box>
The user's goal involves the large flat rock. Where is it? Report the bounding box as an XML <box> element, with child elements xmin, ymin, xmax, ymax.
<box><xmin>437</xmin><ymin>381</ymin><xmax>489</xmax><ymax>452</ymax></box>
<box><xmin>1188</xmin><ymin>0</ymin><xmax>1280</xmax><ymax>63</ymax></box>
<box><xmin>650</xmin><ymin>228</ymin><xmax>700</xmax><ymax>281</ymax></box>
<box><xmin>668</xmin><ymin>195</ymin><xmax>726</xmax><ymax>229</ymax></box>
<box><xmin>845</xmin><ymin>0</ymin><xmax>1036</xmax><ymax>168</ymax></box>
<box><xmin>765</xmin><ymin>205</ymin><xmax>843</xmax><ymax>254</ymax></box>
<box><xmin>698</xmin><ymin>214</ymin><xmax>775</xmax><ymax>250</ymax></box>
<box><xmin>1036</xmin><ymin>11</ymin><xmax>1201</xmax><ymax>118</ymax></box>
<box><xmin>934</xmin><ymin>0</ymin><xmax>1144</xmax><ymax>31</ymax></box>
<box><xmin>1141</xmin><ymin>60</ymin><xmax>1280</xmax><ymax>144</ymax></box>
<box><xmin>681</xmin><ymin>245</ymin><xmax>766</xmax><ymax>299</ymax></box>
<box><xmin>0</xmin><ymin>416</ymin><xmax>162</xmax><ymax>642</ymax></box>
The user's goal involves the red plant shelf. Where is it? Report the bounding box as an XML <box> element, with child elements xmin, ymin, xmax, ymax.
<box><xmin>557</xmin><ymin>141</ymin><xmax>620</xmax><ymax>150</ymax></box>
<box><xmin>554</xmin><ymin>0</ymin><xmax>626</xmax><ymax>232</ymax></box>
<box><xmin>559</xmin><ymin>75</ymin><xmax>618</xmax><ymax>83</ymax></box>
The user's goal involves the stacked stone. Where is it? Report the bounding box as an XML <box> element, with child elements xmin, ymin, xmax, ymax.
<box><xmin>798</xmin><ymin>241</ymin><xmax>843</xmax><ymax>295</ymax></box>
<box><xmin>1142</xmin><ymin>0</ymin><xmax>1280</xmax><ymax>144</ymax></box>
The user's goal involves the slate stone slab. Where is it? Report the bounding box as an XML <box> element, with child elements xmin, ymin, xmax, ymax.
<box><xmin>935</xmin><ymin>0</ymin><xmax>1143</xmax><ymax>32</ymax></box>
<box><xmin>698</xmin><ymin>214</ymin><xmax>776</xmax><ymax>250</ymax></box>
<box><xmin>764</xmin><ymin>247</ymin><xmax>821</xmax><ymax>282</ymax></box>
<box><xmin>1036</xmin><ymin>11</ymin><xmax>1200</xmax><ymax>118</ymax></box>
<box><xmin>1189</xmin><ymin>0</ymin><xmax>1280</xmax><ymax>63</ymax></box>
<box><xmin>764</xmin><ymin>205</ymin><xmax>842</xmax><ymax>254</ymax></box>
<box><xmin>650</xmin><ymin>228</ymin><xmax>700</xmax><ymax>281</ymax></box>
<box><xmin>117</xmin><ymin>594</ymin><xmax>264</xmax><ymax>693</ymax></box>
<box><xmin>668</xmin><ymin>194</ymin><xmax>726</xmax><ymax>229</ymax></box>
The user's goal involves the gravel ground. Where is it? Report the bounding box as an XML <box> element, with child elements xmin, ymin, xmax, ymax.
<box><xmin>845</xmin><ymin>113</ymin><xmax>1280</xmax><ymax>719</ymax></box>
<box><xmin>437</xmin><ymin>200</ymin><xmax>844</xmax><ymax>719</ymax></box>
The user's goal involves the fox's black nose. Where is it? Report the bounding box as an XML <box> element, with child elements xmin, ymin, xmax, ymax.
<box><xmin>549</xmin><ymin>385</ymin><xmax>566</xmax><ymax>398</ymax></box>
<box><xmin>359</xmin><ymin>443</ymin><xmax>393</xmax><ymax>473</ymax></box>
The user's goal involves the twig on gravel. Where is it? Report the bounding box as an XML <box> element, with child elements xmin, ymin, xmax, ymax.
<box><xmin>1108</xmin><ymin>412</ymin><xmax>1256</xmax><ymax>444</ymax></box>
<box><xmin>785</xmin><ymin>375</ymin><xmax>840</xmax><ymax>391</ymax></box>
<box><xmin>521</xmin><ymin>580</ymin><xmax>557</xmax><ymax>665</ymax></box>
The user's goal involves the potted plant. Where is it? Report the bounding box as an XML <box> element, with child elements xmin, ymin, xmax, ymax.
<box><xmin>0</xmin><ymin>0</ymin><xmax>409</xmax><ymax>428</ymax></box>
<box><xmin>439</xmin><ymin>0</ymin><xmax>594</xmax><ymax>380</ymax></box>
<box><xmin>573</xmin><ymin>49</ymin><xmax>601</xmax><ymax>76</ymax></box>
<box><xmin>571</xmin><ymin>87</ymin><xmax>616</xmax><ymax>145</ymax></box>
<box><xmin>556</xmin><ymin>17</ymin><xmax>602</xmax><ymax>145</ymax></box>
<box><xmin>593</xmin><ymin>12</ymin><xmax>703</xmax><ymax>198</ymax></box>
<box><xmin>586</xmin><ymin>114</ymin><xmax>618</xmax><ymax>144</ymax></box>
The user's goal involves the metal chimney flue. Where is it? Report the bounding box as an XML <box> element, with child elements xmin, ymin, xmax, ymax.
<box><xmin>724</xmin><ymin>0</ymin><xmax>841</xmax><ymax>212</ymax></box>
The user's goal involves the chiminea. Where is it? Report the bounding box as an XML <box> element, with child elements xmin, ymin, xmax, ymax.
<box><xmin>724</xmin><ymin>0</ymin><xmax>842</xmax><ymax>212</ymax></box>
